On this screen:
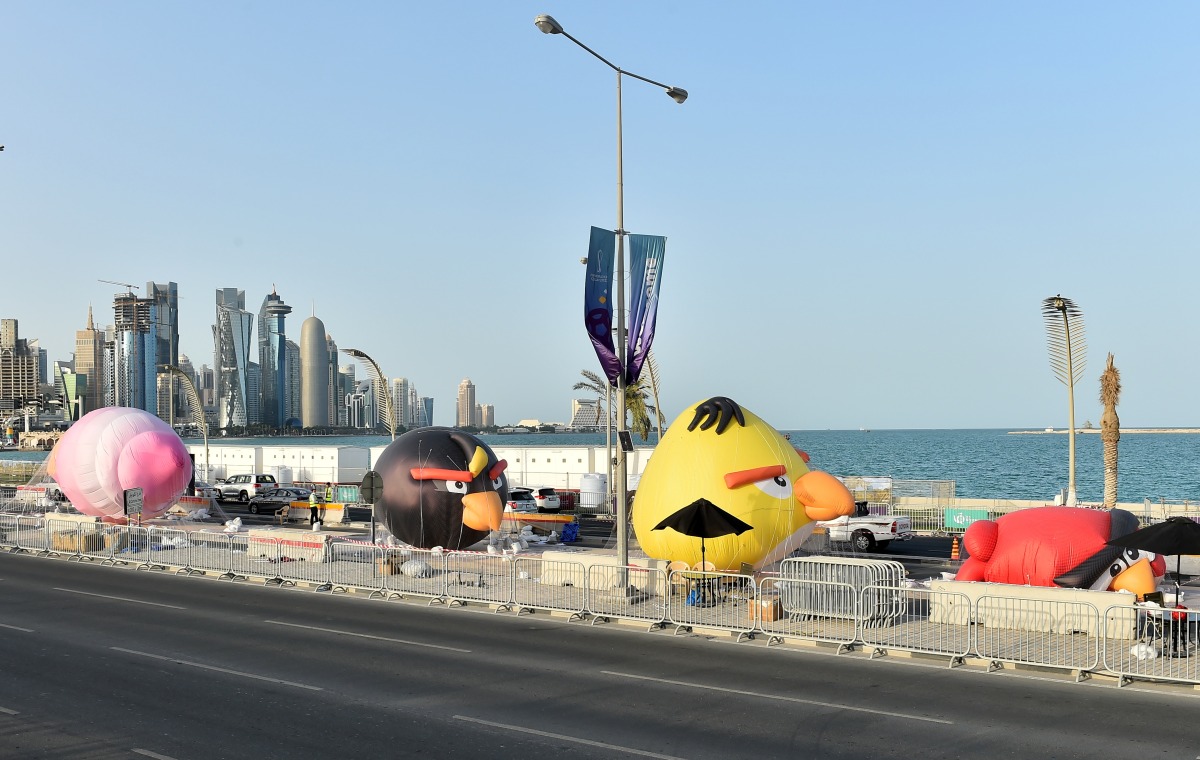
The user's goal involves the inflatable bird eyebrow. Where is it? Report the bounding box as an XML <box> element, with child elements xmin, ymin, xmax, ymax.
<box><xmin>633</xmin><ymin>396</ymin><xmax>856</xmax><ymax>571</ymax></box>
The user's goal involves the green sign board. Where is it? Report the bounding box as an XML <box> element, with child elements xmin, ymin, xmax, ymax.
<box><xmin>944</xmin><ymin>508</ymin><xmax>988</xmax><ymax>530</ymax></box>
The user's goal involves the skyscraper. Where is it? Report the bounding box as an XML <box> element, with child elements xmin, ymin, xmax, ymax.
<box><xmin>481</xmin><ymin>403</ymin><xmax>494</xmax><ymax>428</ymax></box>
<box><xmin>74</xmin><ymin>307</ymin><xmax>105</xmax><ymax>416</ymax></box>
<box><xmin>390</xmin><ymin>377</ymin><xmax>410</xmax><ymax>430</ymax></box>
<box><xmin>284</xmin><ymin>339</ymin><xmax>301</xmax><ymax>426</ymax></box>
<box><xmin>257</xmin><ymin>288</ymin><xmax>292</xmax><ymax>429</ymax></box>
<box><xmin>456</xmin><ymin>378</ymin><xmax>475</xmax><ymax>428</ymax></box>
<box><xmin>213</xmin><ymin>288</ymin><xmax>253</xmax><ymax>429</ymax></box>
<box><xmin>299</xmin><ymin>314</ymin><xmax>329</xmax><ymax>428</ymax></box>
<box><xmin>418</xmin><ymin>397</ymin><xmax>434</xmax><ymax>428</ymax></box>
<box><xmin>113</xmin><ymin>291</ymin><xmax>158</xmax><ymax>413</ymax></box>
<box><xmin>0</xmin><ymin>318</ymin><xmax>37</xmax><ymax>413</ymax></box>
<box><xmin>326</xmin><ymin>333</ymin><xmax>342</xmax><ymax>427</ymax></box>
<box><xmin>146</xmin><ymin>281</ymin><xmax>180</xmax><ymax>421</ymax></box>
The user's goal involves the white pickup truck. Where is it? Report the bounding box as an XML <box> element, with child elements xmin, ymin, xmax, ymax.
<box><xmin>819</xmin><ymin>501</ymin><xmax>914</xmax><ymax>552</ymax></box>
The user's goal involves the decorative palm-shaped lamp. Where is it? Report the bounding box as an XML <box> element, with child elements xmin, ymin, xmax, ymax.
<box><xmin>1042</xmin><ymin>295</ymin><xmax>1087</xmax><ymax>506</ymax></box>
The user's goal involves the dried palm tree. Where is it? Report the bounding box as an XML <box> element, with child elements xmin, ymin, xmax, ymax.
<box><xmin>1042</xmin><ymin>295</ymin><xmax>1087</xmax><ymax>506</ymax></box>
<box><xmin>1099</xmin><ymin>353</ymin><xmax>1121</xmax><ymax>508</ymax></box>
<box><xmin>573</xmin><ymin>369</ymin><xmax>657</xmax><ymax>441</ymax></box>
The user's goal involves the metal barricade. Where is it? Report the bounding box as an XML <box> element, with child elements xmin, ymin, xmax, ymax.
<box><xmin>442</xmin><ymin>551</ymin><xmax>514</xmax><ymax>609</ymax></box>
<box><xmin>1103</xmin><ymin>602</ymin><xmax>1200</xmax><ymax>687</ymax></box>
<box><xmin>381</xmin><ymin>547</ymin><xmax>447</xmax><ymax>602</ymax></box>
<box><xmin>857</xmin><ymin>585</ymin><xmax>972</xmax><ymax>665</ymax></box>
<box><xmin>327</xmin><ymin>541</ymin><xmax>386</xmax><ymax>596</ymax></box>
<box><xmin>511</xmin><ymin>556</ymin><xmax>588</xmax><ymax>619</ymax></box>
<box><xmin>270</xmin><ymin>537</ymin><xmax>332</xmax><ymax>591</ymax></box>
<box><xmin>666</xmin><ymin>569</ymin><xmax>757</xmax><ymax>640</ymax></box>
<box><xmin>141</xmin><ymin>527</ymin><xmax>196</xmax><ymax>572</ymax></box>
<box><xmin>972</xmin><ymin>594</ymin><xmax>1102</xmax><ymax>677</ymax></box>
<box><xmin>227</xmin><ymin>533</ymin><xmax>279</xmax><ymax>584</ymax></box>
<box><xmin>184</xmin><ymin>531</ymin><xmax>235</xmax><ymax>577</ymax></box>
<box><xmin>0</xmin><ymin>513</ymin><xmax>18</xmax><ymax>550</ymax></box>
<box><xmin>585</xmin><ymin>564</ymin><xmax>668</xmax><ymax>629</ymax></box>
<box><xmin>14</xmin><ymin>515</ymin><xmax>47</xmax><ymax>554</ymax></box>
<box><xmin>779</xmin><ymin>557</ymin><xmax>906</xmax><ymax>628</ymax></box>
<box><xmin>757</xmin><ymin>577</ymin><xmax>859</xmax><ymax>650</ymax></box>
<box><xmin>76</xmin><ymin>523</ymin><xmax>125</xmax><ymax>564</ymax></box>
<box><xmin>44</xmin><ymin>517</ymin><xmax>89</xmax><ymax>559</ymax></box>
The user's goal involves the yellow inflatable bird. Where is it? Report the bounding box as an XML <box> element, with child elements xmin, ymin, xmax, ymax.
<box><xmin>632</xmin><ymin>397</ymin><xmax>855</xmax><ymax>571</ymax></box>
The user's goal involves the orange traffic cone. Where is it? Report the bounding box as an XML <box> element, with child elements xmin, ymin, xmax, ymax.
<box><xmin>950</xmin><ymin>536</ymin><xmax>961</xmax><ymax>561</ymax></box>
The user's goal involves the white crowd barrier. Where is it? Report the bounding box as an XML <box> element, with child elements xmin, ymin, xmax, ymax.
<box><xmin>5</xmin><ymin>519</ymin><xmax>1200</xmax><ymax>690</ymax></box>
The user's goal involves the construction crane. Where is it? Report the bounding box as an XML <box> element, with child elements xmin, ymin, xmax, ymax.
<box><xmin>98</xmin><ymin>279</ymin><xmax>140</xmax><ymax>294</ymax></box>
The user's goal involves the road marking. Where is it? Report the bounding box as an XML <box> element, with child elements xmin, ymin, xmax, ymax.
<box><xmin>454</xmin><ymin>715</ymin><xmax>688</xmax><ymax>760</ymax></box>
<box><xmin>54</xmin><ymin>588</ymin><xmax>186</xmax><ymax>610</ymax></box>
<box><xmin>132</xmin><ymin>750</ymin><xmax>179</xmax><ymax>760</ymax></box>
<box><xmin>264</xmin><ymin>620</ymin><xmax>471</xmax><ymax>653</ymax></box>
<box><xmin>0</xmin><ymin>707</ymin><xmax>18</xmax><ymax>716</ymax></box>
<box><xmin>111</xmin><ymin>647</ymin><xmax>322</xmax><ymax>691</ymax></box>
<box><xmin>602</xmin><ymin>671</ymin><xmax>953</xmax><ymax>725</ymax></box>
<box><xmin>0</xmin><ymin>623</ymin><xmax>33</xmax><ymax>633</ymax></box>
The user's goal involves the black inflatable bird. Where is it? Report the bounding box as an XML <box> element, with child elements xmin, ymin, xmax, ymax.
<box><xmin>372</xmin><ymin>427</ymin><xmax>507</xmax><ymax>549</ymax></box>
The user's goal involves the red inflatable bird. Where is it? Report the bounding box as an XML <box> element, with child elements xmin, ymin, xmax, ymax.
<box><xmin>955</xmin><ymin>507</ymin><xmax>1165</xmax><ymax>593</ymax></box>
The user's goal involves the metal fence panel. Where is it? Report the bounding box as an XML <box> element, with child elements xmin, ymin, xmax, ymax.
<box><xmin>857</xmin><ymin>586</ymin><xmax>972</xmax><ymax>661</ymax></box>
<box><xmin>585</xmin><ymin>565</ymin><xmax>667</xmax><ymax>627</ymax></box>
<box><xmin>382</xmin><ymin>548</ymin><xmax>448</xmax><ymax>601</ymax></box>
<box><xmin>510</xmin><ymin>556</ymin><xmax>588</xmax><ymax>616</ymax></box>
<box><xmin>666</xmin><ymin>569</ymin><xmax>757</xmax><ymax>638</ymax></box>
<box><xmin>757</xmin><ymin>578</ymin><xmax>858</xmax><ymax>648</ymax></box>
<box><xmin>972</xmin><ymin>594</ymin><xmax>1101</xmax><ymax>673</ymax></box>
<box><xmin>442</xmin><ymin>551</ymin><xmax>514</xmax><ymax>608</ymax></box>
<box><xmin>0</xmin><ymin>513</ymin><xmax>18</xmax><ymax>550</ymax></box>
<box><xmin>327</xmin><ymin>542</ymin><xmax>386</xmax><ymax>595</ymax></box>
<box><xmin>779</xmin><ymin>557</ymin><xmax>906</xmax><ymax>627</ymax></box>
<box><xmin>184</xmin><ymin>531</ymin><xmax>235</xmax><ymax>576</ymax></box>
<box><xmin>1102</xmin><ymin>603</ymin><xmax>1200</xmax><ymax>687</ymax></box>
<box><xmin>14</xmin><ymin>515</ymin><xmax>47</xmax><ymax>553</ymax></box>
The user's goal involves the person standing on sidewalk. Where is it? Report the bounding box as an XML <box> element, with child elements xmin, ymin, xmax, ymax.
<box><xmin>309</xmin><ymin>488</ymin><xmax>320</xmax><ymax>527</ymax></box>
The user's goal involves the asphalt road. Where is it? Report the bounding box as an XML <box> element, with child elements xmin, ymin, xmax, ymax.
<box><xmin>1</xmin><ymin>551</ymin><xmax>1199</xmax><ymax>759</ymax></box>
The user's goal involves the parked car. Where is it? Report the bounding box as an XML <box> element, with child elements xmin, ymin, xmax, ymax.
<box><xmin>531</xmin><ymin>487</ymin><xmax>561</xmax><ymax>513</ymax></box>
<box><xmin>247</xmin><ymin>486</ymin><xmax>312</xmax><ymax>514</ymax></box>
<box><xmin>505</xmin><ymin>487</ymin><xmax>537</xmax><ymax>513</ymax></box>
<box><xmin>193</xmin><ymin>481</ymin><xmax>219</xmax><ymax>499</ymax></box>
<box><xmin>217</xmin><ymin>473</ymin><xmax>279</xmax><ymax>504</ymax></box>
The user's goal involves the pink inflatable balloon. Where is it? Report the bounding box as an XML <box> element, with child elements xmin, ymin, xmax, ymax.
<box><xmin>51</xmin><ymin>407</ymin><xmax>192</xmax><ymax>519</ymax></box>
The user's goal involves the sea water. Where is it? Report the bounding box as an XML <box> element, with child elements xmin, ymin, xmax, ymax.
<box><xmin>4</xmin><ymin>428</ymin><xmax>1199</xmax><ymax>503</ymax></box>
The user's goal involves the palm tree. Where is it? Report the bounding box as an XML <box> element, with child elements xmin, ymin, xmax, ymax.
<box><xmin>572</xmin><ymin>369</ymin><xmax>657</xmax><ymax>442</ymax></box>
<box><xmin>1099</xmin><ymin>352</ymin><xmax>1121</xmax><ymax>508</ymax></box>
<box><xmin>1042</xmin><ymin>295</ymin><xmax>1087</xmax><ymax>506</ymax></box>
<box><xmin>645</xmin><ymin>349</ymin><xmax>665</xmax><ymax>442</ymax></box>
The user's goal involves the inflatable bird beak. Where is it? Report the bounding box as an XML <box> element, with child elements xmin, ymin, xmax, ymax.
<box><xmin>1111</xmin><ymin>557</ymin><xmax>1157</xmax><ymax>597</ymax></box>
<box><xmin>461</xmin><ymin>491</ymin><xmax>504</xmax><ymax>532</ymax></box>
<box><xmin>795</xmin><ymin>470</ymin><xmax>856</xmax><ymax>522</ymax></box>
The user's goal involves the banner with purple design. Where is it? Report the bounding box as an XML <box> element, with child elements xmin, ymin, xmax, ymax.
<box><xmin>626</xmin><ymin>233</ymin><xmax>666</xmax><ymax>384</ymax></box>
<box><xmin>584</xmin><ymin>226</ymin><xmax>620</xmax><ymax>385</ymax></box>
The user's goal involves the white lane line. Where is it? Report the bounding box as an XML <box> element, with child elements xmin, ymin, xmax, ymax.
<box><xmin>111</xmin><ymin>647</ymin><xmax>322</xmax><ymax>691</ymax></box>
<box><xmin>54</xmin><ymin>588</ymin><xmax>186</xmax><ymax>610</ymax></box>
<box><xmin>132</xmin><ymin>749</ymin><xmax>179</xmax><ymax>760</ymax></box>
<box><xmin>263</xmin><ymin>620</ymin><xmax>471</xmax><ymax>653</ymax></box>
<box><xmin>0</xmin><ymin>707</ymin><xmax>18</xmax><ymax>716</ymax></box>
<box><xmin>454</xmin><ymin>715</ymin><xmax>688</xmax><ymax>760</ymax></box>
<box><xmin>0</xmin><ymin>623</ymin><xmax>34</xmax><ymax>633</ymax></box>
<box><xmin>602</xmin><ymin>671</ymin><xmax>953</xmax><ymax>725</ymax></box>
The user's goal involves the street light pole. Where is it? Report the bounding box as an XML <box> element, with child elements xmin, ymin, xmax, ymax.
<box><xmin>340</xmin><ymin>348</ymin><xmax>396</xmax><ymax>441</ymax></box>
<box><xmin>162</xmin><ymin>364</ymin><xmax>208</xmax><ymax>484</ymax></box>
<box><xmin>535</xmin><ymin>14</ymin><xmax>686</xmax><ymax>571</ymax></box>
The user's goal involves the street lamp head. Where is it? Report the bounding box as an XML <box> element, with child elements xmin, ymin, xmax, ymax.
<box><xmin>666</xmin><ymin>87</ymin><xmax>688</xmax><ymax>104</ymax></box>
<box><xmin>534</xmin><ymin>14</ymin><xmax>563</xmax><ymax>34</ymax></box>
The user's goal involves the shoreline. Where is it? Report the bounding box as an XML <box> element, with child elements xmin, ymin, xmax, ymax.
<box><xmin>1008</xmin><ymin>428</ymin><xmax>1200</xmax><ymax>435</ymax></box>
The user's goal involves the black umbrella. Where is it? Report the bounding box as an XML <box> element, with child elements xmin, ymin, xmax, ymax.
<box><xmin>652</xmin><ymin>497</ymin><xmax>755</xmax><ymax>572</ymax></box>
<box><xmin>1108</xmin><ymin>516</ymin><xmax>1200</xmax><ymax>591</ymax></box>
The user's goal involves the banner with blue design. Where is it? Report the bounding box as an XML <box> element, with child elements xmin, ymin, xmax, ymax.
<box><xmin>584</xmin><ymin>226</ymin><xmax>620</xmax><ymax>384</ymax></box>
<box><xmin>626</xmin><ymin>233</ymin><xmax>666</xmax><ymax>384</ymax></box>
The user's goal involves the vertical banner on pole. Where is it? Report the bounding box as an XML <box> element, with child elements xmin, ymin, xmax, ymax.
<box><xmin>584</xmin><ymin>226</ymin><xmax>621</xmax><ymax>384</ymax></box>
<box><xmin>625</xmin><ymin>234</ymin><xmax>666</xmax><ymax>384</ymax></box>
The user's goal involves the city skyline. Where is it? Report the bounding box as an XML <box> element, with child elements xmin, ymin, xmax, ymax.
<box><xmin>4</xmin><ymin>4</ymin><xmax>1199</xmax><ymax>429</ymax></box>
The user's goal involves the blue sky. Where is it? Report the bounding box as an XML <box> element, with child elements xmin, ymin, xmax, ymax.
<box><xmin>3</xmin><ymin>2</ymin><xmax>1198</xmax><ymax>430</ymax></box>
